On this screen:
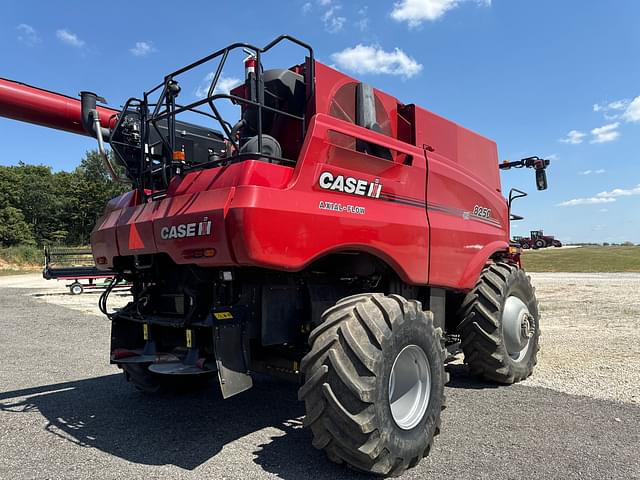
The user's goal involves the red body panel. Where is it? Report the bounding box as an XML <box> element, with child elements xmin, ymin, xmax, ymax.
<box><xmin>92</xmin><ymin>115</ymin><xmax>431</xmax><ymax>283</ymax></box>
<box><xmin>414</xmin><ymin>106</ymin><xmax>508</xmax><ymax>288</ymax></box>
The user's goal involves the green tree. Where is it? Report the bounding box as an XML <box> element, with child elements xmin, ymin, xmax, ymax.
<box><xmin>0</xmin><ymin>150</ymin><xmax>129</xmax><ymax>247</ymax></box>
<box><xmin>0</xmin><ymin>206</ymin><xmax>35</xmax><ymax>246</ymax></box>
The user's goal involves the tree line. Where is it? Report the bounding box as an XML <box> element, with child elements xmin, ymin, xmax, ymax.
<box><xmin>0</xmin><ymin>150</ymin><xmax>128</xmax><ymax>247</ymax></box>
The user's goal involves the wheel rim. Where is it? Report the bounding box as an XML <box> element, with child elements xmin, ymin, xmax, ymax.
<box><xmin>388</xmin><ymin>344</ymin><xmax>431</xmax><ymax>430</ymax></box>
<box><xmin>502</xmin><ymin>296</ymin><xmax>534</xmax><ymax>362</ymax></box>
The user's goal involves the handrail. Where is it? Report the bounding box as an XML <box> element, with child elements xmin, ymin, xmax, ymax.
<box><xmin>122</xmin><ymin>35</ymin><xmax>315</xmax><ymax>196</ymax></box>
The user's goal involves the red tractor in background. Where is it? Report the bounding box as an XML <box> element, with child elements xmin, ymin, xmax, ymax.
<box><xmin>0</xmin><ymin>36</ymin><xmax>551</xmax><ymax>476</ymax></box>
<box><xmin>514</xmin><ymin>230</ymin><xmax>562</xmax><ymax>249</ymax></box>
<box><xmin>530</xmin><ymin>230</ymin><xmax>563</xmax><ymax>248</ymax></box>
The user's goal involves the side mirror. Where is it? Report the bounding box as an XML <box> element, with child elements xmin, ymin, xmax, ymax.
<box><xmin>536</xmin><ymin>168</ymin><xmax>548</xmax><ymax>190</ymax></box>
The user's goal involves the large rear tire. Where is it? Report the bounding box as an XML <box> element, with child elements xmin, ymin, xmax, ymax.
<box><xmin>299</xmin><ymin>294</ymin><xmax>447</xmax><ymax>476</ymax></box>
<box><xmin>458</xmin><ymin>262</ymin><xmax>540</xmax><ymax>384</ymax></box>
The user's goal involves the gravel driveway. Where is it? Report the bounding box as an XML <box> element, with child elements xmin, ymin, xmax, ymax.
<box><xmin>0</xmin><ymin>273</ymin><xmax>638</xmax><ymax>479</ymax></box>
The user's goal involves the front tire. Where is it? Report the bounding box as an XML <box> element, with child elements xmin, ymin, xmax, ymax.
<box><xmin>299</xmin><ymin>294</ymin><xmax>447</xmax><ymax>476</ymax></box>
<box><xmin>458</xmin><ymin>262</ymin><xmax>540</xmax><ymax>384</ymax></box>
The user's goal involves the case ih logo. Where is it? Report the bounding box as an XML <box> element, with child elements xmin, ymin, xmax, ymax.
<box><xmin>160</xmin><ymin>219</ymin><xmax>212</xmax><ymax>240</ymax></box>
<box><xmin>318</xmin><ymin>171</ymin><xmax>382</xmax><ymax>198</ymax></box>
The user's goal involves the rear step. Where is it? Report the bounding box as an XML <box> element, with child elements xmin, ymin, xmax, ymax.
<box><xmin>112</xmin><ymin>345</ymin><xmax>216</xmax><ymax>375</ymax></box>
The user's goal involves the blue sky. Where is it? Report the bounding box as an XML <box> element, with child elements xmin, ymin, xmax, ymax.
<box><xmin>1</xmin><ymin>0</ymin><xmax>639</xmax><ymax>243</ymax></box>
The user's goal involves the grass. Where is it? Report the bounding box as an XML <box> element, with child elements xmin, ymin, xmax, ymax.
<box><xmin>0</xmin><ymin>245</ymin><xmax>93</xmax><ymax>275</ymax></box>
<box><xmin>0</xmin><ymin>244</ymin><xmax>42</xmax><ymax>270</ymax></box>
<box><xmin>522</xmin><ymin>246</ymin><xmax>640</xmax><ymax>273</ymax></box>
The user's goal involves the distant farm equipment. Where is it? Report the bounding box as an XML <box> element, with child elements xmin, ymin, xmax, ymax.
<box><xmin>513</xmin><ymin>230</ymin><xmax>562</xmax><ymax>249</ymax></box>
<box><xmin>43</xmin><ymin>247</ymin><xmax>128</xmax><ymax>294</ymax></box>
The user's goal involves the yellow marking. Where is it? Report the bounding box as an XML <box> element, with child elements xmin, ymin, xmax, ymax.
<box><xmin>143</xmin><ymin>323</ymin><xmax>149</xmax><ymax>341</ymax></box>
<box><xmin>186</xmin><ymin>329</ymin><xmax>193</xmax><ymax>348</ymax></box>
<box><xmin>214</xmin><ymin>311</ymin><xmax>233</xmax><ymax>320</ymax></box>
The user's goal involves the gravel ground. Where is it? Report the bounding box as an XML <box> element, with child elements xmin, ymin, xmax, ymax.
<box><xmin>0</xmin><ymin>273</ymin><xmax>639</xmax><ymax>479</ymax></box>
<box><xmin>523</xmin><ymin>272</ymin><xmax>640</xmax><ymax>405</ymax></box>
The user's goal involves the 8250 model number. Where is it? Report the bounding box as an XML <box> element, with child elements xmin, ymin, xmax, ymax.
<box><xmin>472</xmin><ymin>205</ymin><xmax>492</xmax><ymax>218</ymax></box>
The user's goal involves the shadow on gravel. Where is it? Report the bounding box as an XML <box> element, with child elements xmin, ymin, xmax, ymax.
<box><xmin>0</xmin><ymin>365</ymin><xmax>487</xmax><ymax>478</ymax></box>
<box><xmin>0</xmin><ymin>373</ymin><xmax>364</xmax><ymax>478</ymax></box>
<box><xmin>444</xmin><ymin>363</ymin><xmax>500</xmax><ymax>390</ymax></box>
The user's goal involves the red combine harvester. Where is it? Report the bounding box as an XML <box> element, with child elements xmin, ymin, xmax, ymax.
<box><xmin>0</xmin><ymin>36</ymin><xmax>551</xmax><ymax>476</ymax></box>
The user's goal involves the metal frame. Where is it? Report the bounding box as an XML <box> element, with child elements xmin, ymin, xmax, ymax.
<box><xmin>112</xmin><ymin>36</ymin><xmax>314</xmax><ymax>199</ymax></box>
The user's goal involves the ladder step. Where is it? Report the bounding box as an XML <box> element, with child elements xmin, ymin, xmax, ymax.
<box><xmin>148</xmin><ymin>361</ymin><xmax>215</xmax><ymax>375</ymax></box>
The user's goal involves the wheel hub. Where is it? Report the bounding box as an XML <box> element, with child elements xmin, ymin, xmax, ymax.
<box><xmin>388</xmin><ymin>344</ymin><xmax>431</xmax><ymax>430</ymax></box>
<box><xmin>502</xmin><ymin>296</ymin><xmax>534</xmax><ymax>362</ymax></box>
<box><xmin>520</xmin><ymin>314</ymin><xmax>534</xmax><ymax>340</ymax></box>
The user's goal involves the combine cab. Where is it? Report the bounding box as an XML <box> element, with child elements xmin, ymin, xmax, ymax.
<box><xmin>0</xmin><ymin>35</ymin><xmax>552</xmax><ymax>476</ymax></box>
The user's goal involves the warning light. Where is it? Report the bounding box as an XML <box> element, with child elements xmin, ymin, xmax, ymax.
<box><xmin>182</xmin><ymin>248</ymin><xmax>216</xmax><ymax>259</ymax></box>
<box><xmin>172</xmin><ymin>151</ymin><xmax>186</xmax><ymax>161</ymax></box>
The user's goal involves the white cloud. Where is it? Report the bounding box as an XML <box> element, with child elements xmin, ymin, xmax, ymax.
<box><xmin>599</xmin><ymin>208</ymin><xmax>608</xmax><ymax>213</ymax></box>
<box><xmin>590</xmin><ymin>122</ymin><xmax>620</xmax><ymax>144</ymax></box>
<box><xmin>323</xmin><ymin>6</ymin><xmax>346</xmax><ymax>33</ymax></box>
<box><xmin>16</xmin><ymin>24</ymin><xmax>40</xmax><ymax>46</ymax></box>
<box><xmin>302</xmin><ymin>2</ymin><xmax>312</xmax><ymax>13</ymax></box>
<box><xmin>56</xmin><ymin>29</ymin><xmax>85</xmax><ymax>48</ymax></box>
<box><xmin>595</xmin><ymin>184</ymin><xmax>640</xmax><ymax>199</ymax></box>
<box><xmin>355</xmin><ymin>6</ymin><xmax>369</xmax><ymax>31</ymax></box>
<box><xmin>557</xmin><ymin>197</ymin><xmax>616</xmax><ymax>207</ymax></box>
<box><xmin>558</xmin><ymin>183</ymin><xmax>640</xmax><ymax>206</ymax></box>
<box><xmin>593</xmin><ymin>99</ymin><xmax>629</xmax><ymax>113</ymax></box>
<box><xmin>559</xmin><ymin>130</ymin><xmax>586</xmax><ymax>144</ymax></box>
<box><xmin>195</xmin><ymin>74</ymin><xmax>241</xmax><ymax>99</ymax></box>
<box><xmin>608</xmin><ymin>100</ymin><xmax>628</xmax><ymax>110</ymax></box>
<box><xmin>130</xmin><ymin>41</ymin><xmax>156</xmax><ymax>57</ymax></box>
<box><xmin>391</xmin><ymin>0</ymin><xmax>490</xmax><ymax>27</ymax></box>
<box><xmin>546</xmin><ymin>153</ymin><xmax>559</xmax><ymax>161</ymax></box>
<box><xmin>593</xmin><ymin>98</ymin><xmax>630</xmax><ymax>121</ymax></box>
<box><xmin>622</xmin><ymin>96</ymin><xmax>640</xmax><ymax>123</ymax></box>
<box><xmin>331</xmin><ymin>44</ymin><xmax>423</xmax><ymax>78</ymax></box>
<box><xmin>578</xmin><ymin>169</ymin><xmax>605</xmax><ymax>175</ymax></box>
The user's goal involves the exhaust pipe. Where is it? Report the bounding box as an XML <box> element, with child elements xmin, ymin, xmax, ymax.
<box><xmin>79</xmin><ymin>91</ymin><xmax>129</xmax><ymax>183</ymax></box>
<box><xmin>80</xmin><ymin>91</ymin><xmax>112</xmax><ymax>139</ymax></box>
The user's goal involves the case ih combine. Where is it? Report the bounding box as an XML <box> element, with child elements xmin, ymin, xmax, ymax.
<box><xmin>0</xmin><ymin>36</ymin><xmax>551</xmax><ymax>476</ymax></box>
